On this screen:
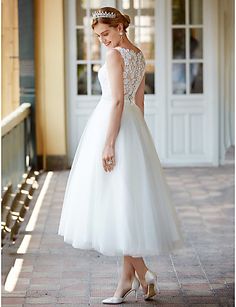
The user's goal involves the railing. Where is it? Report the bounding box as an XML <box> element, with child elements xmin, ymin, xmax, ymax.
<box><xmin>2</xmin><ymin>103</ymin><xmax>31</xmax><ymax>191</ymax></box>
<box><xmin>1</xmin><ymin>103</ymin><xmax>40</xmax><ymax>244</ymax></box>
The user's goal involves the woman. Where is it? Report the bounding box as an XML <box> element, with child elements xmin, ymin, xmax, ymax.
<box><xmin>58</xmin><ymin>6</ymin><xmax>185</xmax><ymax>304</ymax></box>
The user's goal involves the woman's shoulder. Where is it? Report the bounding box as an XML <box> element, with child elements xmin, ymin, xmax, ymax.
<box><xmin>105</xmin><ymin>49</ymin><xmax>124</xmax><ymax>69</ymax></box>
<box><xmin>115</xmin><ymin>45</ymin><xmax>141</xmax><ymax>53</ymax></box>
<box><xmin>106</xmin><ymin>48</ymin><xmax>123</xmax><ymax>61</ymax></box>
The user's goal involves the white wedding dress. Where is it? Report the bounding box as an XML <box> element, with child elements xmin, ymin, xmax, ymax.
<box><xmin>58</xmin><ymin>46</ymin><xmax>185</xmax><ymax>257</ymax></box>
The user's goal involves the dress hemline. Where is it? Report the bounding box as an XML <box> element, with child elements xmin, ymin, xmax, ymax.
<box><xmin>58</xmin><ymin>232</ymin><xmax>185</xmax><ymax>258</ymax></box>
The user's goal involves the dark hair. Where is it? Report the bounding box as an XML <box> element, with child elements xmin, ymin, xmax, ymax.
<box><xmin>91</xmin><ymin>7</ymin><xmax>131</xmax><ymax>33</ymax></box>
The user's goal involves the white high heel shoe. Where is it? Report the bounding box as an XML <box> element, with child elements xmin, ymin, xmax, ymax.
<box><xmin>135</xmin><ymin>269</ymin><xmax>160</xmax><ymax>300</ymax></box>
<box><xmin>102</xmin><ymin>275</ymin><xmax>140</xmax><ymax>304</ymax></box>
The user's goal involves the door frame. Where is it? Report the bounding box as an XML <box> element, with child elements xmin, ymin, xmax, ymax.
<box><xmin>64</xmin><ymin>0</ymin><xmax>220</xmax><ymax>166</ymax></box>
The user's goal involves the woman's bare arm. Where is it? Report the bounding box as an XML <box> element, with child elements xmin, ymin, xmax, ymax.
<box><xmin>102</xmin><ymin>49</ymin><xmax>124</xmax><ymax>172</ymax></box>
<box><xmin>135</xmin><ymin>74</ymin><xmax>145</xmax><ymax>117</ymax></box>
<box><xmin>104</xmin><ymin>49</ymin><xmax>124</xmax><ymax>147</ymax></box>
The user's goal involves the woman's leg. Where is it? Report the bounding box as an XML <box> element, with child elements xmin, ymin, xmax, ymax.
<box><xmin>127</xmin><ymin>256</ymin><xmax>149</xmax><ymax>279</ymax></box>
<box><xmin>113</xmin><ymin>256</ymin><xmax>149</xmax><ymax>297</ymax></box>
<box><xmin>113</xmin><ymin>256</ymin><xmax>135</xmax><ymax>297</ymax></box>
<box><xmin>125</xmin><ymin>256</ymin><xmax>149</xmax><ymax>293</ymax></box>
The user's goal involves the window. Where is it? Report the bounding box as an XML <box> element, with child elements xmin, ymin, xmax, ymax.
<box><xmin>76</xmin><ymin>0</ymin><xmax>103</xmax><ymax>95</ymax></box>
<box><xmin>76</xmin><ymin>0</ymin><xmax>156</xmax><ymax>95</ymax></box>
<box><xmin>171</xmin><ymin>0</ymin><xmax>203</xmax><ymax>95</ymax></box>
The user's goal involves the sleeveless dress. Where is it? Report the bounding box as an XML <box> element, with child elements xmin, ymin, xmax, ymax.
<box><xmin>58</xmin><ymin>47</ymin><xmax>185</xmax><ymax>257</ymax></box>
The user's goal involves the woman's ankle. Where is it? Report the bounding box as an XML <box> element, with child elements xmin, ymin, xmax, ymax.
<box><xmin>136</xmin><ymin>267</ymin><xmax>148</xmax><ymax>282</ymax></box>
<box><xmin>120</xmin><ymin>273</ymin><xmax>135</xmax><ymax>284</ymax></box>
<box><xmin>120</xmin><ymin>268</ymin><xmax>135</xmax><ymax>281</ymax></box>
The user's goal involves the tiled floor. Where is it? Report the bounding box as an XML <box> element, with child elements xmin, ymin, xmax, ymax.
<box><xmin>2</xmin><ymin>149</ymin><xmax>234</xmax><ymax>306</ymax></box>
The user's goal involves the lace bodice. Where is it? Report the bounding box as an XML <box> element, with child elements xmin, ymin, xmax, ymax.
<box><xmin>98</xmin><ymin>47</ymin><xmax>146</xmax><ymax>103</ymax></box>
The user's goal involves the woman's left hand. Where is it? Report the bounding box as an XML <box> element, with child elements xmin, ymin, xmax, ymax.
<box><xmin>102</xmin><ymin>144</ymin><xmax>116</xmax><ymax>172</ymax></box>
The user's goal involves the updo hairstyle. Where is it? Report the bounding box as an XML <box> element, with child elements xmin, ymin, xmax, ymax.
<box><xmin>91</xmin><ymin>7</ymin><xmax>131</xmax><ymax>33</ymax></box>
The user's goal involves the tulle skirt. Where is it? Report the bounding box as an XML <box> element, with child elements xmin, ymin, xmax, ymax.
<box><xmin>58</xmin><ymin>97</ymin><xmax>185</xmax><ymax>257</ymax></box>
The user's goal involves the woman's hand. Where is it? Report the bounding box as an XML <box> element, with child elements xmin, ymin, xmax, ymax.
<box><xmin>102</xmin><ymin>144</ymin><xmax>116</xmax><ymax>172</ymax></box>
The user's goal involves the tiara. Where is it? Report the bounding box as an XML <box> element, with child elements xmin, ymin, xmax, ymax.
<box><xmin>92</xmin><ymin>11</ymin><xmax>116</xmax><ymax>19</ymax></box>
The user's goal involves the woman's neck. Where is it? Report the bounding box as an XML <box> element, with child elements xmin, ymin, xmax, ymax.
<box><xmin>117</xmin><ymin>37</ymin><xmax>135</xmax><ymax>49</ymax></box>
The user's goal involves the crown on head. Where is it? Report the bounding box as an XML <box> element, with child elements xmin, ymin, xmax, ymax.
<box><xmin>92</xmin><ymin>11</ymin><xmax>116</xmax><ymax>19</ymax></box>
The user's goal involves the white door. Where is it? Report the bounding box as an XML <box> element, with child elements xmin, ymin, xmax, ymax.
<box><xmin>65</xmin><ymin>0</ymin><xmax>219</xmax><ymax>166</ymax></box>
<box><xmin>165</xmin><ymin>0</ymin><xmax>219</xmax><ymax>166</ymax></box>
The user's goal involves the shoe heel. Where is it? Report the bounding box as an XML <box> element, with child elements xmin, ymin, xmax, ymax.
<box><xmin>135</xmin><ymin>289</ymin><xmax>138</xmax><ymax>301</ymax></box>
<box><xmin>143</xmin><ymin>270</ymin><xmax>159</xmax><ymax>300</ymax></box>
<box><xmin>155</xmin><ymin>281</ymin><xmax>160</xmax><ymax>294</ymax></box>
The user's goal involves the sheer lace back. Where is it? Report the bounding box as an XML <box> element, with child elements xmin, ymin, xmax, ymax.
<box><xmin>98</xmin><ymin>47</ymin><xmax>146</xmax><ymax>103</ymax></box>
<box><xmin>115</xmin><ymin>47</ymin><xmax>146</xmax><ymax>102</ymax></box>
